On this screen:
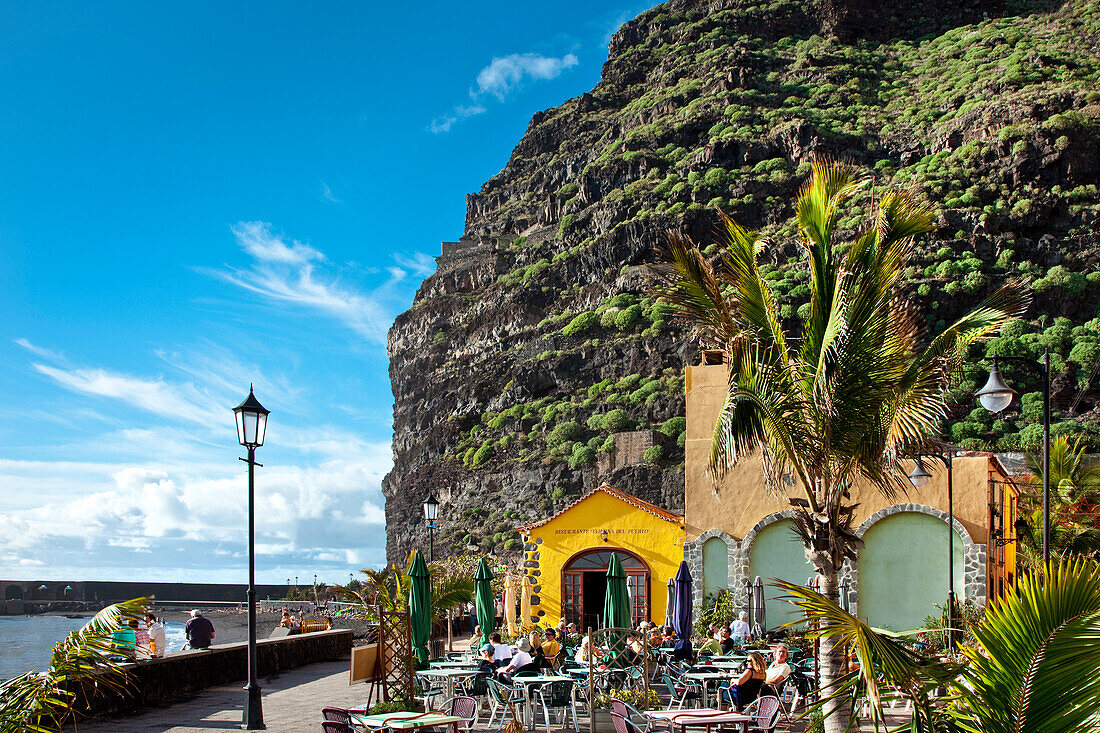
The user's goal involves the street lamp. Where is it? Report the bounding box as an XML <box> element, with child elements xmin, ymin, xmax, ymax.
<box><xmin>907</xmin><ymin>450</ymin><xmax>957</xmax><ymax>655</ymax></box>
<box><xmin>233</xmin><ymin>385</ymin><xmax>269</xmax><ymax>730</ymax></box>
<box><xmin>976</xmin><ymin>351</ymin><xmax>1051</xmax><ymax>576</ymax></box>
<box><xmin>423</xmin><ymin>495</ymin><xmax>439</xmax><ymax>561</ymax></box>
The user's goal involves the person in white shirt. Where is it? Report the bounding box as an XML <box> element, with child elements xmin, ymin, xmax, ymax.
<box><xmin>490</xmin><ymin>632</ymin><xmax>512</xmax><ymax>667</ymax></box>
<box><xmin>732</xmin><ymin>611</ymin><xmax>751</xmax><ymax>641</ymax></box>
<box><xmin>765</xmin><ymin>644</ymin><xmax>791</xmax><ymax>686</ymax></box>
<box><xmin>497</xmin><ymin>638</ymin><xmax>537</xmax><ymax>682</ymax></box>
<box><xmin>145</xmin><ymin>613</ymin><xmax>167</xmax><ymax>658</ymax></box>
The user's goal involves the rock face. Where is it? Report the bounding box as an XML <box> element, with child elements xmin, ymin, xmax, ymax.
<box><xmin>384</xmin><ymin>0</ymin><xmax>1100</xmax><ymax>564</ymax></box>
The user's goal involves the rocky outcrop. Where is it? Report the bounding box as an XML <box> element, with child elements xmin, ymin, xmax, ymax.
<box><xmin>384</xmin><ymin>0</ymin><xmax>1100</xmax><ymax>565</ymax></box>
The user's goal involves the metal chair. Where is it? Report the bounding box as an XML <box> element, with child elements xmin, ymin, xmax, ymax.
<box><xmin>415</xmin><ymin>673</ymin><xmax>445</xmax><ymax>711</ymax></box>
<box><xmin>609</xmin><ymin>711</ymin><xmax>633</xmax><ymax>733</ymax></box>
<box><xmin>485</xmin><ymin>677</ymin><xmax>524</xmax><ymax>731</ymax></box>
<box><xmin>456</xmin><ymin>673</ymin><xmax>491</xmax><ymax>717</ymax></box>
<box><xmin>662</xmin><ymin>672</ymin><xmax>703</xmax><ymax>710</ymax></box>
<box><xmin>441</xmin><ymin>695</ymin><xmax>479</xmax><ymax>732</ymax></box>
<box><xmin>610</xmin><ymin>698</ymin><xmax>651</xmax><ymax>733</ymax></box>
<box><xmin>321</xmin><ymin>723</ymin><xmax>355</xmax><ymax>733</ymax></box>
<box><xmin>534</xmin><ymin>679</ymin><xmax>579</xmax><ymax>733</ymax></box>
<box><xmin>322</xmin><ymin>707</ymin><xmax>353</xmax><ymax>724</ymax></box>
<box><xmin>742</xmin><ymin>695</ymin><xmax>781</xmax><ymax>732</ymax></box>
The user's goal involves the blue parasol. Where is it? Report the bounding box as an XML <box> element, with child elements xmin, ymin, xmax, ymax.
<box><xmin>672</xmin><ymin>560</ymin><xmax>693</xmax><ymax>658</ymax></box>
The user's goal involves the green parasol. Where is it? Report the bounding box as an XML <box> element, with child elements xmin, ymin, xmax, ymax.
<box><xmin>473</xmin><ymin>557</ymin><xmax>495</xmax><ymax>650</ymax></box>
<box><xmin>603</xmin><ymin>552</ymin><xmax>631</xmax><ymax>656</ymax></box>
<box><xmin>407</xmin><ymin>550</ymin><xmax>432</xmax><ymax>667</ymax></box>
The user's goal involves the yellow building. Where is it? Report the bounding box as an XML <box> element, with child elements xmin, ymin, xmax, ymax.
<box><xmin>515</xmin><ymin>483</ymin><xmax>686</xmax><ymax>630</ymax></box>
<box><xmin>686</xmin><ymin>361</ymin><xmax>1021</xmax><ymax>632</ymax></box>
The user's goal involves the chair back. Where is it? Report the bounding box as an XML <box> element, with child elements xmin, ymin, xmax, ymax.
<box><xmin>466</xmin><ymin>673</ymin><xmax>490</xmax><ymax>697</ymax></box>
<box><xmin>541</xmin><ymin>680</ymin><xmax>574</xmax><ymax>708</ymax></box>
<box><xmin>448</xmin><ymin>695</ymin><xmax>479</xmax><ymax>728</ymax></box>
<box><xmin>609</xmin><ymin>711</ymin><xmax>632</xmax><ymax>733</ymax></box>
<box><xmin>321</xmin><ymin>722</ymin><xmax>354</xmax><ymax>733</ymax></box>
<box><xmin>486</xmin><ymin>677</ymin><xmax>508</xmax><ymax>704</ymax></box>
<box><xmin>750</xmin><ymin>696</ymin><xmax>781</xmax><ymax>730</ymax></box>
<box><xmin>321</xmin><ymin>707</ymin><xmax>352</xmax><ymax>724</ymax></box>
<box><xmin>661</xmin><ymin>672</ymin><xmax>678</xmax><ymax>698</ymax></box>
<box><xmin>609</xmin><ymin>698</ymin><xmax>646</xmax><ymax>732</ymax></box>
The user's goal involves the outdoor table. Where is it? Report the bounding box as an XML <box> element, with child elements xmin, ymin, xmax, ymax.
<box><xmin>683</xmin><ymin>670</ymin><xmax>732</xmax><ymax>707</ymax></box>
<box><xmin>695</xmin><ymin>660</ymin><xmax>743</xmax><ymax>670</ymax></box>
<box><xmin>349</xmin><ymin>711</ymin><xmax>464</xmax><ymax>733</ymax></box>
<box><xmin>430</xmin><ymin>660</ymin><xmax>476</xmax><ymax>669</ymax></box>
<box><xmin>418</xmin><ymin>667</ymin><xmax>477</xmax><ymax>698</ymax></box>
<box><xmin>513</xmin><ymin>674</ymin><xmax>574</xmax><ymax>729</ymax></box>
<box><xmin>643</xmin><ymin>708</ymin><xmax>753</xmax><ymax>733</ymax></box>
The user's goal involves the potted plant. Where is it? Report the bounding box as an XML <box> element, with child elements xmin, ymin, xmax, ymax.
<box><xmin>590</xmin><ymin>689</ymin><xmax>660</xmax><ymax>732</ymax></box>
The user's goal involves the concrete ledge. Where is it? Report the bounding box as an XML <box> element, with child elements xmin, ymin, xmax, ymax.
<box><xmin>69</xmin><ymin>628</ymin><xmax>353</xmax><ymax>719</ymax></box>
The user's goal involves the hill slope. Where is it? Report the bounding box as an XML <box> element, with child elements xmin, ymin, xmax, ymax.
<box><xmin>383</xmin><ymin>0</ymin><xmax>1100</xmax><ymax>563</ymax></box>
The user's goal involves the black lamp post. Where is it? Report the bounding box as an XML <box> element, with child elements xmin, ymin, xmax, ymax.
<box><xmin>423</xmin><ymin>496</ymin><xmax>439</xmax><ymax>561</ymax></box>
<box><xmin>233</xmin><ymin>385</ymin><xmax>269</xmax><ymax>730</ymax></box>
<box><xmin>907</xmin><ymin>450</ymin><xmax>957</xmax><ymax>655</ymax></box>
<box><xmin>976</xmin><ymin>351</ymin><xmax>1051</xmax><ymax>577</ymax></box>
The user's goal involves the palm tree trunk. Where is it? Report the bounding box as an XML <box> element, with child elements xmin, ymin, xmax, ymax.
<box><xmin>810</xmin><ymin>550</ymin><xmax>854</xmax><ymax>733</ymax></box>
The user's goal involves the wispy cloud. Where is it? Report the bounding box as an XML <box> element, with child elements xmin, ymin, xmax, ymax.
<box><xmin>231</xmin><ymin>221</ymin><xmax>322</xmax><ymax>266</ymax></box>
<box><xmin>429</xmin><ymin>51</ymin><xmax>578</xmax><ymax>134</ymax></box>
<box><xmin>475</xmin><ymin>53</ymin><xmax>578</xmax><ymax>100</ymax></box>
<box><xmin>320</xmin><ymin>180</ymin><xmax>343</xmax><ymax>205</ymax></box>
<box><xmin>14</xmin><ymin>338</ymin><xmax>68</xmax><ymax>364</ymax></box>
<box><xmin>31</xmin><ymin>364</ymin><xmax>226</xmax><ymax>429</ymax></box>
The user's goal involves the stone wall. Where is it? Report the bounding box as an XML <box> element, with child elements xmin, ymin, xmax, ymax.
<box><xmin>68</xmin><ymin>629</ymin><xmax>353</xmax><ymax>720</ymax></box>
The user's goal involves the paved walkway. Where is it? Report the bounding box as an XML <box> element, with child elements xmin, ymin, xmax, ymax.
<box><xmin>79</xmin><ymin>660</ymin><xmax>373</xmax><ymax>732</ymax></box>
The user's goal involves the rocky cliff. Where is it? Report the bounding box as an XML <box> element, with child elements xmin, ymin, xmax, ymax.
<box><xmin>383</xmin><ymin>0</ymin><xmax>1100</xmax><ymax>564</ymax></box>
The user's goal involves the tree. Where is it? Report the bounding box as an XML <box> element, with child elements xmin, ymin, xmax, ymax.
<box><xmin>1019</xmin><ymin>435</ymin><xmax>1100</xmax><ymax>571</ymax></box>
<box><xmin>651</xmin><ymin>161</ymin><xmax>1028</xmax><ymax>732</ymax></box>
<box><xmin>334</xmin><ymin>552</ymin><xmax>475</xmax><ymax>627</ymax></box>
<box><xmin>0</xmin><ymin>597</ymin><xmax>148</xmax><ymax>732</ymax></box>
<box><xmin>778</xmin><ymin>557</ymin><xmax>1100</xmax><ymax>733</ymax></box>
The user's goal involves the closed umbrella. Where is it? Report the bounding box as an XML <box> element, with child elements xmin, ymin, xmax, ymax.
<box><xmin>408</xmin><ymin>550</ymin><xmax>432</xmax><ymax>667</ymax></box>
<box><xmin>752</xmin><ymin>576</ymin><xmax>766</xmax><ymax>638</ymax></box>
<box><xmin>664</xmin><ymin>577</ymin><xmax>676</xmax><ymax>628</ymax></box>
<box><xmin>473</xmin><ymin>558</ymin><xmax>494</xmax><ymax>648</ymax></box>
<box><xmin>603</xmin><ymin>552</ymin><xmax>631</xmax><ymax>659</ymax></box>
<box><xmin>672</xmin><ymin>560</ymin><xmax>693</xmax><ymax>659</ymax></box>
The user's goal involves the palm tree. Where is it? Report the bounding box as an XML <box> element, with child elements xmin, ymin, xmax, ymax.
<box><xmin>651</xmin><ymin>160</ymin><xmax>1029</xmax><ymax>732</ymax></box>
<box><xmin>333</xmin><ymin>553</ymin><xmax>474</xmax><ymax>626</ymax></box>
<box><xmin>777</xmin><ymin>557</ymin><xmax>1100</xmax><ymax>732</ymax></box>
<box><xmin>0</xmin><ymin>597</ymin><xmax>148</xmax><ymax>732</ymax></box>
<box><xmin>1018</xmin><ymin>435</ymin><xmax>1100</xmax><ymax>570</ymax></box>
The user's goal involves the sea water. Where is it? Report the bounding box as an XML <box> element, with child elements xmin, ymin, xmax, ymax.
<box><xmin>0</xmin><ymin>615</ymin><xmax>188</xmax><ymax>679</ymax></box>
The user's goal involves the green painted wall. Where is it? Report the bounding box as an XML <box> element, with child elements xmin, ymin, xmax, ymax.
<box><xmin>702</xmin><ymin>536</ymin><xmax>729</xmax><ymax>600</ymax></box>
<box><xmin>748</xmin><ymin>519</ymin><xmax>815</xmax><ymax>629</ymax></box>
<box><xmin>858</xmin><ymin>512</ymin><xmax>964</xmax><ymax>632</ymax></box>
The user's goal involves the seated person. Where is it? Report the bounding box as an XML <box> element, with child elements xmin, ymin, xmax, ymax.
<box><xmin>765</xmin><ymin>644</ymin><xmax>791</xmax><ymax>687</ymax></box>
<box><xmin>574</xmin><ymin>634</ymin><xmax>603</xmax><ymax>666</ymax></box>
<box><xmin>279</xmin><ymin>610</ymin><xmax>301</xmax><ymax>629</ymax></box>
<box><xmin>539</xmin><ymin>628</ymin><xmax>561</xmax><ymax>669</ymax></box>
<box><xmin>476</xmin><ymin>644</ymin><xmax>497</xmax><ymax>673</ymax></box>
<box><xmin>471</xmin><ymin>624</ymin><xmax>484</xmax><ymax>647</ymax></box>
<box><xmin>719</xmin><ymin>628</ymin><xmax>737</xmax><ymax>655</ymax></box>
<box><xmin>110</xmin><ymin>621</ymin><xmax>137</xmax><ymax>661</ymax></box>
<box><xmin>696</xmin><ymin>636</ymin><xmax>721</xmax><ymax>657</ymax></box>
<box><xmin>490</xmin><ymin>632</ymin><xmax>512</xmax><ymax>668</ymax></box>
<box><xmin>660</xmin><ymin>626</ymin><xmax>677</xmax><ymax>646</ymax></box>
<box><xmin>723</xmin><ymin>652</ymin><xmax>767</xmax><ymax>711</ymax></box>
<box><xmin>497</xmin><ymin>638</ymin><xmax>538</xmax><ymax>682</ymax></box>
<box><xmin>131</xmin><ymin>619</ymin><xmax>151</xmax><ymax>660</ymax></box>
<box><xmin>731</xmin><ymin>612</ymin><xmax>750</xmax><ymax>642</ymax></box>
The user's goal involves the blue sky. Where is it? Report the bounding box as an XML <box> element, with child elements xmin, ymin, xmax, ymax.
<box><xmin>0</xmin><ymin>1</ymin><xmax>651</xmax><ymax>584</ymax></box>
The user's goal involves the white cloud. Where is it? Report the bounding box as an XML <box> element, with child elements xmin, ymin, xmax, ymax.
<box><xmin>32</xmin><ymin>364</ymin><xmax>226</xmax><ymax>429</ymax></box>
<box><xmin>428</xmin><ymin>51</ymin><xmax>577</xmax><ymax>133</ymax></box>
<box><xmin>320</xmin><ymin>180</ymin><xmax>343</xmax><ymax>205</ymax></box>
<box><xmin>474</xmin><ymin>53</ymin><xmax>579</xmax><ymax>100</ymax></box>
<box><xmin>392</xmin><ymin>252</ymin><xmax>436</xmax><ymax>278</ymax></box>
<box><xmin>13</xmin><ymin>338</ymin><xmax>67</xmax><ymax>363</ymax></box>
<box><xmin>231</xmin><ymin>221</ymin><xmax>323</xmax><ymax>266</ymax></box>
<box><xmin>211</xmin><ymin>222</ymin><xmax>395</xmax><ymax>344</ymax></box>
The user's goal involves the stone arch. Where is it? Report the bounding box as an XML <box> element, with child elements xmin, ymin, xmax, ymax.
<box><xmin>4</xmin><ymin>584</ymin><xmax>22</xmax><ymax>600</ymax></box>
<box><xmin>685</xmin><ymin>528</ymin><xmax>737</xmax><ymax>608</ymax></box>
<box><xmin>854</xmin><ymin>503</ymin><xmax>986</xmax><ymax>626</ymax></box>
<box><xmin>745</xmin><ymin>514</ymin><xmax>816</xmax><ymax>630</ymax></box>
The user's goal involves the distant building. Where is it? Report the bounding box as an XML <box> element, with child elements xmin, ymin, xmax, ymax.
<box><xmin>516</xmin><ymin>483</ymin><xmax>685</xmax><ymax>630</ymax></box>
<box><xmin>685</xmin><ymin>361</ymin><xmax>1021</xmax><ymax>632</ymax></box>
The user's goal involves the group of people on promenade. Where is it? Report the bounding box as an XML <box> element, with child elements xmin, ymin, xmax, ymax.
<box><xmin>108</xmin><ymin>609</ymin><xmax>215</xmax><ymax>661</ymax></box>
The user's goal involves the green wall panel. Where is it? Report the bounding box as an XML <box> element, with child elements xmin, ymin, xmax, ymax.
<box><xmin>748</xmin><ymin>519</ymin><xmax>815</xmax><ymax>629</ymax></box>
<box><xmin>702</xmin><ymin>536</ymin><xmax>729</xmax><ymax>600</ymax></box>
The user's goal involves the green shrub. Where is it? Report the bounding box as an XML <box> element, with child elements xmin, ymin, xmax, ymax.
<box><xmin>599</xmin><ymin>309</ymin><xmax>619</xmax><ymax>327</ymax></box>
<box><xmin>569</xmin><ymin>444</ymin><xmax>597</xmax><ymax>468</ymax></box>
<box><xmin>600</xmin><ymin>435</ymin><xmax>615</xmax><ymax>452</ymax></box>
<box><xmin>551</xmin><ymin>487</ymin><xmax>565</xmax><ymax>500</ymax></box>
<box><xmin>471</xmin><ymin>442</ymin><xmax>495</xmax><ymax>468</ymax></box>
<box><xmin>547</xmin><ymin>421</ymin><xmax>584</xmax><ymax>447</ymax></box>
<box><xmin>431</xmin><ymin>332</ymin><xmax>446</xmax><ymax>345</ymax></box>
<box><xmin>643</xmin><ymin>445</ymin><xmax>665</xmax><ymax>463</ymax></box>
<box><xmin>562</xmin><ymin>311</ymin><xmax>598</xmax><ymax>336</ymax></box>
<box><xmin>558</xmin><ymin>214</ymin><xmax>578</xmax><ymax>238</ymax></box>
<box><xmin>660</xmin><ymin>417</ymin><xmax>687</xmax><ymax>436</ymax></box>
<box><xmin>603</xmin><ymin>408</ymin><xmax>632</xmax><ymax>433</ymax></box>
<box><xmin>615</xmin><ymin>304</ymin><xmax>643</xmax><ymax>331</ymax></box>
<box><xmin>677</xmin><ymin>432</ymin><xmax>686</xmax><ymax>448</ymax></box>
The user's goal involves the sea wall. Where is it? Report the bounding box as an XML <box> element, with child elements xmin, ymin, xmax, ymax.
<box><xmin>68</xmin><ymin>628</ymin><xmax>353</xmax><ymax>719</ymax></box>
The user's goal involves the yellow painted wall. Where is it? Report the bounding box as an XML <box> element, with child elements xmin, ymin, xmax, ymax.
<box><xmin>685</xmin><ymin>363</ymin><xmax>1002</xmax><ymax>544</ymax></box>
<box><xmin>520</xmin><ymin>490</ymin><xmax>686</xmax><ymax>629</ymax></box>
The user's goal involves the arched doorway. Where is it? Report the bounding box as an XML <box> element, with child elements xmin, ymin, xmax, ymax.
<box><xmin>562</xmin><ymin>548</ymin><xmax>650</xmax><ymax>630</ymax></box>
<box><xmin>859</xmin><ymin>511</ymin><xmax>964</xmax><ymax>631</ymax></box>
<box><xmin>702</xmin><ymin>537</ymin><xmax>729</xmax><ymax>601</ymax></box>
<box><xmin>748</xmin><ymin>519</ymin><xmax>815</xmax><ymax>630</ymax></box>
<box><xmin>5</xmin><ymin>585</ymin><xmax>22</xmax><ymax>600</ymax></box>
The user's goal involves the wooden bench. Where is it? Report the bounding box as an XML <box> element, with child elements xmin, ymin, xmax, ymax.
<box><xmin>299</xmin><ymin>619</ymin><xmax>331</xmax><ymax>634</ymax></box>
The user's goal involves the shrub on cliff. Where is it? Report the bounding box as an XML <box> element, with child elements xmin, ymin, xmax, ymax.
<box><xmin>569</xmin><ymin>444</ymin><xmax>597</xmax><ymax>468</ymax></box>
<box><xmin>547</xmin><ymin>421</ymin><xmax>583</xmax><ymax>448</ymax></box>
<box><xmin>643</xmin><ymin>445</ymin><xmax>664</xmax><ymax>463</ymax></box>
<box><xmin>471</xmin><ymin>442</ymin><xmax>495</xmax><ymax>467</ymax></box>
<box><xmin>614</xmin><ymin>304</ymin><xmax>643</xmax><ymax>330</ymax></box>
<box><xmin>562</xmin><ymin>311</ymin><xmax>598</xmax><ymax>336</ymax></box>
